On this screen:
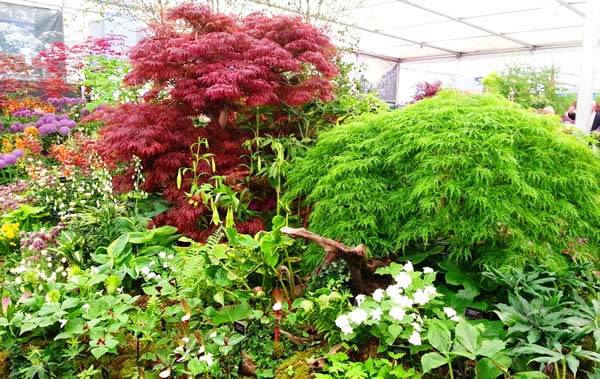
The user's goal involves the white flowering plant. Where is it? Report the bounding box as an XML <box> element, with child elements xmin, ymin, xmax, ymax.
<box><xmin>335</xmin><ymin>262</ymin><xmax>460</xmax><ymax>349</ymax></box>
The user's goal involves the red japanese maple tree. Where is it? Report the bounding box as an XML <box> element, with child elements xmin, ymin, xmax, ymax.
<box><xmin>94</xmin><ymin>4</ymin><xmax>338</xmax><ymax>239</ymax></box>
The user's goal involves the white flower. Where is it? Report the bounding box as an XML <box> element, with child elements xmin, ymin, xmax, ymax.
<box><xmin>349</xmin><ymin>308</ymin><xmax>368</xmax><ymax>325</ymax></box>
<box><xmin>181</xmin><ymin>313</ymin><xmax>191</xmax><ymax>322</ymax></box>
<box><xmin>423</xmin><ymin>267</ymin><xmax>434</xmax><ymax>274</ymax></box>
<box><xmin>61</xmin><ymin>257</ymin><xmax>67</xmax><ymax>263</ymax></box>
<box><xmin>355</xmin><ymin>294</ymin><xmax>366</xmax><ymax>306</ymax></box>
<box><xmin>199</xmin><ymin>352</ymin><xmax>214</xmax><ymax>366</ymax></box>
<box><xmin>389</xmin><ymin>306</ymin><xmax>406</xmax><ymax>321</ymax></box>
<box><xmin>386</xmin><ymin>284</ymin><xmax>402</xmax><ymax>299</ymax></box>
<box><xmin>272</xmin><ymin>302</ymin><xmax>282</xmax><ymax>311</ymax></box>
<box><xmin>159</xmin><ymin>251</ymin><xmax>167</xmax><ymax>259</ymax></box>
<box><xmin>82</xmin><ymin>303</ymin><xmax>90</xmax><ymax>312</ymax></box>
<box><xmin>394</xmin><ymin>272</ymin><xmax>412</xmax><ymax>289</ymax></box>
<box><xmin>61</xmin><ymin>272</ymin><xmax>67</xmax><ymax>277</ymax></box>
<box><xmin>413</xmin><ymin>289</ymin><xmax>430</xmax><ymax>305</ymax></box>
<box><xmin>411</xmin><ymin>321</ymin><xmax>422</xmax><ymax>332</ymax></box>
<box><xmin>59</xmin><ymin>319</ymin><xmax>68</xmax><ymax>328</ymax></box>
<box><xmin>159</xmin><ymin>368</ymin><xmax>171</xmax><ymax>378</ymax></box>
<box><xmin>209</xmin><ymin>331</ymin><xmax>217</xmax><ymax>338</ymax></box>
<box><xmin>423</xmin><ymin>285</ymin><xmax>437</xmax><ymax>296</ymax></box>
<box><xmin>181</xmin><ymin>337</ymin><xmax>190</xmax><ymax>344</ymax></box>
<box><xmin>198</xmin><ymin>345</ymin><xmax>205</xmax><ymax>354</ymax></box>
<box><xmin>408</xmin><ymin>330</ymin><xmax>422</xmax><ymax>346</ymax></box>
<box><xmin>372</xmin><ymin>289</ymin><xmax>385</xmax><ymax>302</ymax></box>
<box><xmin>443</xmin><ymin>307</ymin><xmax>457</xmax><ymax>318</ymax></box>
<box><xmin>140</xmin><ymin>266</ymin><xmax>151</xmax><ymax>276</ymax></box>
<box><xmin>392</xmin><ymin>295</ymin><xmax>413</xmax><ymax>308</ymax></box>
<box><xmin>370</xmin><ymin>308</ymin><xmax>383</xmax><ymax>321</ymax></box>
<box><xmin>403</xmin><ymin>261</ymin><xmax>414</xmax><ymax>272</ymax></box>
<box><xmin>335</xmin><ymin>315</ymin><xmax>354</xmax><ymax>334</ymax></box>
<box><xmin>168</xmin><ymin>254</ymin><xmax>174</xmax><ymax>260</ymax></box>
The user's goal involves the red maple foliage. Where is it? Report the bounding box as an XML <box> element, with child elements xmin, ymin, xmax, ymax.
<box><xmin>94</xmin><ymin>3</ymin><xmax>338</xmax><ymax>239</ymax></box>
<box><xmin>413</xmin><ymin>80</ymin><xmax>443</xmax><ymax>102</ymax></box>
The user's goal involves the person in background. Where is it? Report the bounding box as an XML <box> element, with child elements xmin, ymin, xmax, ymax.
<box><xmin>562</xmin><ymin>102</ymin><xmax>576</xmax><ymax>124</ymax></box>
<box><xmin>591</xmin><ymin>106</ymin><xmax>600</xmax><ymax>133</ymax></box>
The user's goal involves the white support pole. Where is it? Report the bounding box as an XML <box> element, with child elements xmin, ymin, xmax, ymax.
<box><xmin>575</xmin><ymin>0</ymin><xmax>600</xmax><ymax>134</ymax></box>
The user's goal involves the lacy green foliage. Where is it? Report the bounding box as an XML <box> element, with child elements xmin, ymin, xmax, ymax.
<box><xmin>482</xmin><ymin>65</ymin><xmax>572</xmax><ymax>113</ymax></box>
<box><xmin>82</xmin><ymin>55</ymin><xmax>137</xmax><ymax>110</ymax></box>
<box><xmin>286</xmin><ymin>91</ymin><xmax>600</xmax><ymax>265</ymax></box>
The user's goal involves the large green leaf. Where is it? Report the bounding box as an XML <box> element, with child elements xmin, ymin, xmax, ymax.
<box><xmin>454</xmin><ymin>321</ymin><xmax>479</xmax><ymax>357</ymax></box>
<box><xmin>475</xmin><ymin>358</ymin><xmax>503</xmax><ymax>379</ymax></box>
<box><xmin>427</xmin><ymin>321</ymin><xmax>452</xmax><ymax>353</ymax></box>
<box><xmin>421</xmin><ymin>352</ymin><xmax>448</xmax><ymax>373</ymax></box>
<box><xmin>107</xmin><ymin>234</ymin><xmax>129</xmax><ymax>257</ymax></box>
<box><xmin>208</xmin><ymin>303</ymin><xmax>253</xmax><ymax>325</ymax></box>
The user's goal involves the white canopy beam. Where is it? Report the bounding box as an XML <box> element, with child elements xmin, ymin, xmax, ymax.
<box><xmin>575</xmin><ymin>0</ymin><xmax>600</xmax><ymax>134</ymax></box>
<box><xmin>393</xmin><ymin>0</ymin><xmax>535</xmax><ymax>50</ymax></box>
<box><xmin>553</xmin><ymin>0</ymin><xmax>585</xmax><ymax>17</ymax></box>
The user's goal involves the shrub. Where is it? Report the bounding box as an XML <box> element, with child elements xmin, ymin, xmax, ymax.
<box><xmin>286</xmin><ymin>91</ymin><xmax>600</xmax><ymax>266</ymax></box>
<box><xmin>93</xmin><ymin>4</ymin><xmax>338</xmax><ymax>239</ymax></box>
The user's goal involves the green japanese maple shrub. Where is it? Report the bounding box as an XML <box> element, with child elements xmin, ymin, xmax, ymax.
<box><xmin>286</xmin><ymin>91</ymin><xmax>600</xmax><ymax>267</ymax></box>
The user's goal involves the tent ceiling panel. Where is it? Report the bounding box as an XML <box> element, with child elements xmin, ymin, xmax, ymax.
<box><xmin>402</xmin><ymin>0</ymin><xmax>555</xmax><ymax>19</ymax></box>
<box><xmin>383</xmin><ymin>21</ymin><xmax>485</xmax><ymax>41</ymax></box>
<box><xmin>341</xmin><ymin>2</ymin><xmax>446</xmax><ymax>30</ymax></box>
<box><xmin>469</xmin><ymin>7</ymin><xmax>581</xmax><ymax>34</ymax></box>
<box><xmin>333</xmin><ymin>0</ymin><xmax>590</xmax><ymax>60</ymax></box>
<box><xmin>431</xmin><ymin>35</ymin><xmax>523</xmax><ymax>52</ymax></box>
<box><xmin>507</xmin><ymin>26</ymin><xmax>584</xmax><ymax>45</ymax></box>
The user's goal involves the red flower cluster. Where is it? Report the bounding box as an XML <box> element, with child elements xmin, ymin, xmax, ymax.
<box><xmin>94</xmin><ymin>4</ymin><xmax>338</xmax><ymax>239</ymax></box>
<box><xmin>413</xmin><ymin>81</ymin><xmax>443</xmax><ymax>102</ymax></box>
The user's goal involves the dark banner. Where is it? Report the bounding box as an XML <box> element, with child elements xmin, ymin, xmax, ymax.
<box><xmin>0</xmin><ymin>2</ymin><xmax>64</xmax><ymax>58</ymax></box>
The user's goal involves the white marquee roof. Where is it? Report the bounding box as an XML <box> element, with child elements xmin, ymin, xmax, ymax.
<box><xmin>322</xmin><ymin>0</ymin><xmax>588</xmax><ymax>61</ymax></box>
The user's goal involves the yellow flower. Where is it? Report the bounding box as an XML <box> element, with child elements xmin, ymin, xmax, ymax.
<box><xmin>24</xmin><ymin>126</ymin><xmax>39</xmax><ymax>137</ymax></box>
<box><xmin>0</xmin><ymin>223</ymin><xmax>19</xmax><ymax>240</ymax></box>
<box><xmin>1</xmin><ymin>138</ymin><xmax>13</xmax><ymax>153</ymax></box>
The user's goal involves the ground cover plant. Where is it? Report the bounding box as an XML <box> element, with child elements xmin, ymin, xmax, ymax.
<box><xmin>0</xmin><ymin>2</ymin><xmax>599</xmax><ymax>379</ymax></box>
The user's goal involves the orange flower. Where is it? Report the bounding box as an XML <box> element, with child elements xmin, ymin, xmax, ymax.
<box><xmin>15</xmin><ymin>135</ymin><xmax>41</xmax><ymax>155</ymax></box>
<box><xmin>5</xmin><ymin>97</ymin><xmax>54</xmax><ymax>115</ymax></box>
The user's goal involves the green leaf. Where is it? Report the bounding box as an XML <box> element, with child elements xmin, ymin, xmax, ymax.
<box><xmin>209</xmin><ymin>302</ymin><xmax>253</xmax><ymax>325</ymax></box>
<box><xmin>188</xmin><ymin>358</ymin><xmax>206</xmax><ymax>375</ymax></box>
<box><xmin>427</xmin><ymin>321</ymin><xmax>452</xmax><ymax>353</ymax></box>
<box><xmin>107</xmin><ymin>234</ymin><xmax>129</xmax><ymax>257</ymax></box>
<box><xmin>512</xmin><ymin>372</ymin><xmax>548</xmax><ymax>379</ymax></box>
<box><xmin>91</xmin><ymin>346</ymin><xmax>109</xmax><ymax>359</ymax></box>
<box><xmin>388</xmin><ymin>324</ymin><xmax>402</xmax><ymax>340</ymax></box>
<box><xmin>421</xmin><ymin>352</ymin><xmax>448</xmax><ymax>373</ymax></box>
<box><xmin>455</xmin><ymin>321</ymin><xmax>479</xmax><ymax>355</ymax></box>
<box><xmin>475</xmin><ymin>358</ymin><xmax>504</xmax><ymax>379</ymax></box>
<box><xmin>477</xmin><ymin>339</ymin><xmax>506</xmax><ymax>358</ymax></box>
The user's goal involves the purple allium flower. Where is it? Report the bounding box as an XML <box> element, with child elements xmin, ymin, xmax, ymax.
<box><xmin>9</xmin><ymin>122</ymin><xmax>25</xmax><ymax>133</ymax></box>
<box><xmin>35</xmin><ymin>113</ymin><xmax>76</xmax><ymax>136</ymax></box>
<box><xmin>58</xmin><ymin>126</ymin><xmax>70</xmax><ymax>136</ymax></box>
